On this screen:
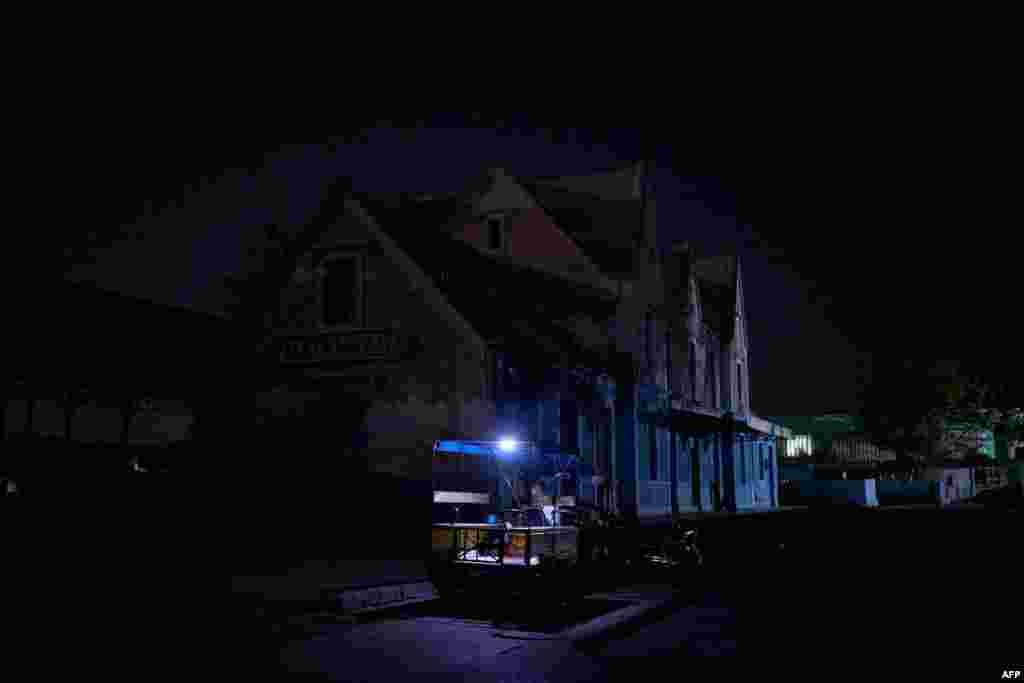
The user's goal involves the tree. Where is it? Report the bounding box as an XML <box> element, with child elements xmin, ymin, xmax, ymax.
<box><xmin>857</xmin><ymin>356</ymin><xmax>967</xmax><ymax>466</ymax></box>
<box><xmin>949</xmin><ymin>356</ymin><xmax>1024</xmax><ymax>466</ymax></box>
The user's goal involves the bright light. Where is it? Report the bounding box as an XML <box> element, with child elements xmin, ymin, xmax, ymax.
<box><xmin>498</xmin><ymin>438</ymin><xmax>519</xmax><ymax>453</ymax></box>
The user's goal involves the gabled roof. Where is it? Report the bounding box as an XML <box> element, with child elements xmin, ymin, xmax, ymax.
<box><xmin>527</xmin><ymin>162</ymin><xmax>641</xmax><ymax>201</ymax></box>
<box><xmin>693</xmin><ymin>255</ymin><xmax>735</xmax><ymax>289</ymax></box>
<box><xmin>693</xmin><ymin>255</ymin><xmax>738</xmax><ymax>341</ymax></box>
<box><xmin>518</xmin><ymin>180</ymin><xmax>642</xmax><ymax>276</ymax></box>
<box><xmin>355</xmin><ymin>192</ymin><xmax>618</xmax><ymax>368</ymax></box>
<box><xmin>356</xmin><ymin>191</ymin><xmax>470</xmax><ymax>235</ymax></box>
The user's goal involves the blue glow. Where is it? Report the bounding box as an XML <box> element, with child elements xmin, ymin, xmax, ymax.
<box><xmin>434</xmin><ymin>440</ymin><xmax>495</xmax><ymax>456</ymax></box>
<box><xmin>433</xmin><ymin>440</ymin><xmax>527</xmax><ymax>457</ymax></box>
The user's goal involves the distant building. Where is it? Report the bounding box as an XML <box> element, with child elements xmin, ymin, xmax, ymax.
<box><xmin>3</xmin><ymin>280</ymin><xmax>246</xmax><ymax>493</ymax></box>
<box><xmin>770</xmin><ymin>413</ymin><xmax>895</xmax><ymax>466</ymax></box>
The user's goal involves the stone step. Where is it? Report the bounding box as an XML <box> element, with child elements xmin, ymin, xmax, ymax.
<box><xmin>325</xmin><ymin>581</ymin><xmax>438</xmax><ymax>614</ymax></box>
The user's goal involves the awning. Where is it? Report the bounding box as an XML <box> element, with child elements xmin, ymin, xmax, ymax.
<box><xmin>662</xmin><ymin>408</ymin><xmax>727</xmax><ymax>435</ymax></box>
<box><xmin>735</xmin><ymin>415</ymin><xmax>793</xmax><ymax>439</ymax></box>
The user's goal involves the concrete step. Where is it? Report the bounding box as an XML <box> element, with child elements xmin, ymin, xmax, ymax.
<box><xmin>324</xmin><ymin>581</ymin><xmax>438</xmax><ymax>614</ymax></box>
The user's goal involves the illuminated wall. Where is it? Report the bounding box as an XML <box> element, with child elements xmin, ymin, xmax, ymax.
<box><xmin>786</xmin><ymin>434</ymin><xmax>814</xmax><ymax>458</ymax></box>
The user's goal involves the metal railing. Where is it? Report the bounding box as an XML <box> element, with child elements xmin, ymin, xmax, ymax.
<box><xmin>431</xmin><ymin>524</ymin><xmax>578</xmax><ymax>567</ymax></box>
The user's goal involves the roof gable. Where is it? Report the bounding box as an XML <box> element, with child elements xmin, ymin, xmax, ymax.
<box><xmin>357</xmin><ymin>192</ymin><xmax>619</xmax><ymax>366</ymax></box>
<box><xmin>449</xmin><ymin>168</ymin><xmax>605</xmax><ymax>280</ymax></box>
<box><xmin>694</xmin><ymin>255</ymin><xmax>739</xmax><ymax>342</ymax></box>
<box><xmin>519</xmin><ymin>180</ymin><xmax>642</xmax><ymax>276</ymax></box>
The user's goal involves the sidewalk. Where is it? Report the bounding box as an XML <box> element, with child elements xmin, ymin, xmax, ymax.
<box><xmin>278</xmin><ymin>583</ymin><xmax>684</xmax><ymax>681</ymax></box>
<box><xmin>232</xmin><ymin>559</ymin><xmax>436</xmax><ymax>615</ymax></box>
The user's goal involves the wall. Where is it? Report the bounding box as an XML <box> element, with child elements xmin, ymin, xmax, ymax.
<box><xmin>267</xmin><ymin>209</ymin><xmax>495</xmax><ymax>484</ymax></box>
<box><xmin>675</xmin><ymin>433</ymin><xmax>696</xmax><ymax>511</ymax></box>
<box><xmin>798</xmin><ymin>479</ymin><xmax>879</xmax><ymax>506</ymax></box>
<box><xmin>877</xmin><ymin>480</ymin><xmax>936</xmax><ymax>505</ymax></box>
<box><xmin>733</xmin><ymin>439</ymin><xmax>775</xmax><ymax>510</ymax></box>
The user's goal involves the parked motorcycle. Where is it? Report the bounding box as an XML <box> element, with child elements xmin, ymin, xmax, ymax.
<box><xmin>636</xmin><ymin>520</ymin><xmax>705</xmax><ymax>587</ymax></box>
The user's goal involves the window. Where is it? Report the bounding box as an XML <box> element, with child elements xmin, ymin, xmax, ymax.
<box><xmin>487</xmin><ymin>216</ymin><xmax>503</xmax><ymax>251</ymax></box>
<box><xmin>736</xmin><ymin>362</ymin><xmax>743</xmax><ymax>411</ymax></box>
<box><xmin>322</xmin><ymin>254</ymin><xmax>362</xmax><ymax>327</ymax></box>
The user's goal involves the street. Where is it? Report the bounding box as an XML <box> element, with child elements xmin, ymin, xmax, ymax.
<box><xmin>230</xmin><ymin>507</ymin><xmax>1021</xmax><ymax>681</ymax></box>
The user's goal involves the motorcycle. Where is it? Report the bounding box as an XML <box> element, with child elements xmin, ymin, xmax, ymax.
<box><xmin>637</xmin><ymin>521</ymin><xmax>705</xmax><ymax>586</ymax></box>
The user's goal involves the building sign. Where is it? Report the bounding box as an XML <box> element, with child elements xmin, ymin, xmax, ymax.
<box><xmin>277</xmin><ymin>329</ymin><xmax>409</xmax><ymax>366</ymax></box>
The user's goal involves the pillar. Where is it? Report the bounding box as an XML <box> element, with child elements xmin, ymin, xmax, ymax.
<box><xmin>722</xmin><ymin>414</ymin><xmax>737</xmax><ymax>512</ymax></box>
<box><xmin>614</xmin><ymin>376</ymin><xmax>638</xmax><ymax>520</ymax></box>
<box><xmin>669</xmin><ymin>424</ymin><xmax>678</xmax><ymax>515</ymax></box>
<box><xmin>691</xmin><ymin>435</ymin><xmax>701</xmax><ymax>510</ymax></box>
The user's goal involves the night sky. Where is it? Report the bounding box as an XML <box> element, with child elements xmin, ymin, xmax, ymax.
<box><xmin>65</xmin><ymin>121</ymin><xmax>989</xmax><ymax>418</ymax></box>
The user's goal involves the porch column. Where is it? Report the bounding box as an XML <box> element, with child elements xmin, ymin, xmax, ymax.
<box><xmin>669</xmin><ymin>425</ymin><xmax>678</xmax><ymax>515</ymax></box>
<box><xmin>614</xmin><ymin>376</ymin><xmax>638</xmax><ymax>520</ymax></box>
<box><xmin>722</xmin><ymin>414</ymin><xmax>737</xmax><ymax>512</ymax></box>
<box><xmin>691</xmin><ymin>435</ymin><xmax>701</xmax><ymax>511</ymax></box>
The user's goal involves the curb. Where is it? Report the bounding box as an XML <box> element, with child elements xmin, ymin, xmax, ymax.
<box><xmin>567</xmin><ymin>593</ymin><xmax>688</xmax><ymax>650</ymax></box>
<box><xmin>563</xmin><ymin>599</ymin><xmax>666</xmax><ymax>641</ymax></box>
<box><xmin>484</xmin><ymin>594</ymin><xmax>677</xmax><ymax>643</ymax></box>
<box><xmin>324</xmin><ymin>581</ymin><xmax>438</xmax><ymax>615</ymax></box>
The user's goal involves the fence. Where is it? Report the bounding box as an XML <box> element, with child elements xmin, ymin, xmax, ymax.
<box><xmin>797</xmin><ymin>479</ymin><xmax>879</xmax><ymax>507</ymax></box>
<box><xmin>876</xmin><ymin>480</ymin><xmax>937</xmax><ymax>505</ymax></box>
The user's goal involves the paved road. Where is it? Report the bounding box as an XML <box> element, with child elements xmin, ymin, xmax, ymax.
<box><xmin>264</xmin><ymin>508</ymin><xmax>1023</xmax><ymax>680</ymax></box>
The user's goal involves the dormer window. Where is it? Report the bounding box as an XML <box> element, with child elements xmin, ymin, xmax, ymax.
<box><xmin>486</xmin><ymin>215</ymin><xmax>505</xmax><ymax>252</ymax></box>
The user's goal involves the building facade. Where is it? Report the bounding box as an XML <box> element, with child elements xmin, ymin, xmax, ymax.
<box><xmin>424</xmin><ymin>163</ymin><xmax>792</xmax><ymax>521</ymax></box>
